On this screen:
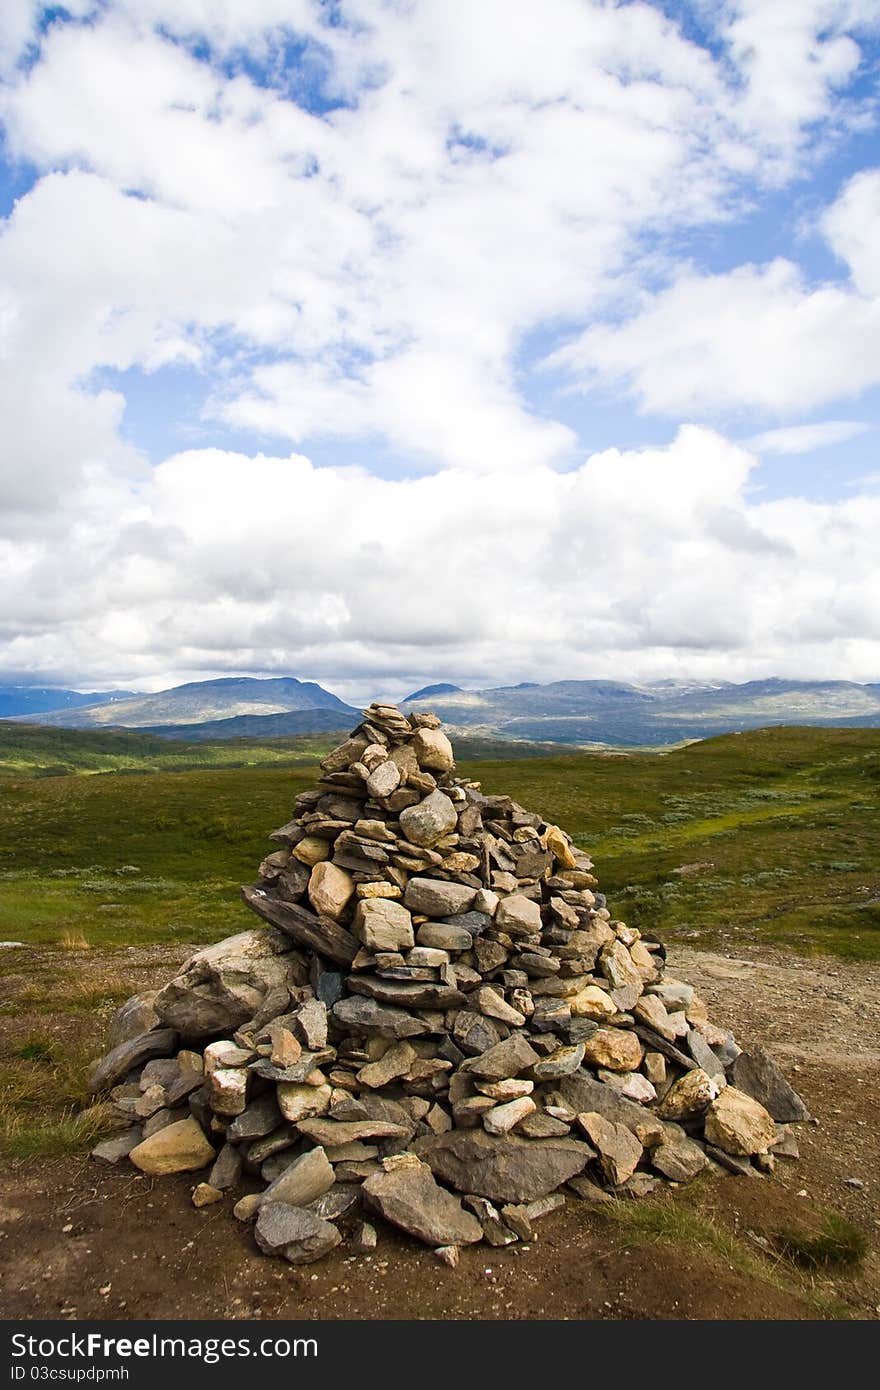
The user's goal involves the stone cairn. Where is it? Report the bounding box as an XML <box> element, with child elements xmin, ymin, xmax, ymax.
<box><xmin>90</xmin><ymin>703</ymin><xmax>809</xmax><ymax>1264</ymax></box>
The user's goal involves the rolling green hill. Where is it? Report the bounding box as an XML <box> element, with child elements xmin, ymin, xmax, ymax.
<box><xmin>0</xmin><ymin>725</ymin><xmax>877</xmax><ymax>960</ymax></box>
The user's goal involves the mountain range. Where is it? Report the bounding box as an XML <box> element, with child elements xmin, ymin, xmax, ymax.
<box><xmin>2</xmin><ymin>675</ymin><xmax>880</xmax><ymax>747</ymax></box>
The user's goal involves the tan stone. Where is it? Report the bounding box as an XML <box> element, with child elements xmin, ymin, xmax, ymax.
<box><xmin>129</xmin><ymin>1117</ymin><xmax>214</xmax><ymax>1176</ymax></box>
<box><xmin>656</xmin><ymin>1068</ymin><xmax>719</xmax><ymax>1121</ymax></box>
<box><xmin>293</xmin><ymin>836</ymin><xmax>331</xmax><ymax>866</ymax></box>
<box><xmin>192</xmin><ymin>1183</ymin><xmax>223</xmax><ymax>1208</ymax></box>
<box><xmin>542</xmin><ymin>824</ymin><xmax>577</xmax><ymax>869</ymax></box>
<box><xmin>308</xmin><ymin>861</ymin><xmax>355</xmax><ymax>919</ymax></box>
<box><xmin>276</xmin><ymin>1081</ymin><xmax>332</xmax><ymax>1123</ymax></box>
<box><xmin>581</xmin><ymin>1028</ymin><xmax>644</xmax><ymax>1073</ymax></box>
<box><xmin>354</xmin><ymin>897</ymin><xmax>415</xmax><ymax>952</ymax></box>
<box><xmin>412</xmin><ymin>727</ymin><xmax>455</xmax><ymax>772</ymax></box>
<box><xmin>357</xmin><ymin>1040</ymin><xmax>418</xmax><ymax>1088</ymax></box>
<box><xmin>356</xmin><ymin>881</ymin><xmax>403</xmax><ymax>899</ymax></box>
<box><xmin>634</xmin><ymin>993</ymin><xmax>678</xmax><ymax>1041</ymax></box>
<box><xmin>576</xmin><ymin>1111</ymin><xmax>642</xmax><ymax>1186</ymax></box>
<box><xmin>704</xmin><ymin>1086</ymin><xmax>777</xmax><ymax>1156</ymax></box>
<box><xmin>568</xmin><ymin>985</ymin><xmax>616</xmax><ymax>1020</ymax></box>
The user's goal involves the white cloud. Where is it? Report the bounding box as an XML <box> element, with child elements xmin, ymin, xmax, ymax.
<box><xmin>2</xmin><ymin>427</ymin><xmax>880</xmax><ymax>693</ymax></box>
<box><xmin>745</xmin><ymin>420</ymin><xmax>871</xmax><ymax>454</ymax></box>
<box><xmin>550</xmin><ymin>165</ymin><xmax>880</xmax><ymax>419</ymax></box>
<box><xmin>2</xmin><ymin>4</ymin><xmax>880</xmax><ymax>688</ymax></box>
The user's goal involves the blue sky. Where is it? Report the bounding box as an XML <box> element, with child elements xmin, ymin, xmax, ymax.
<box><xmin>1</xmin><ymin>1</ymin><xmax>880</xmax><ymax>699</ymax></box>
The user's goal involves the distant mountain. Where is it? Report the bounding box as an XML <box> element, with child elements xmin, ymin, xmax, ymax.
<box><xmin>5</xmin><ymin>673</ymin><xmax>880</xmax><ymax>747</ymax></box>
<box><xmin>145</xmin><ymin>708</ymin><xmax>357</xmax><ymax>741</ymax></box>
<box><xmin>0</xmin><ymin>685</ymin><xmax>139</xmax><ymax>718</ymax></box>
<box><xmin>400</xmin><ymin>677</ymin><xmax>880</xmax><ymax>746</ymax></box>
<box><xmin>5</xmin><ymin>676</ymin><xmax>353</xmax><ymax>730</ymax></box>
<box><xmin>405</xmin><ymin>683</ymin><xmax>464</xmax><ymax>701</ymax></box>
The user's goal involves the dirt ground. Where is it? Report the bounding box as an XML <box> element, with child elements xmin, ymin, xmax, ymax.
<box><xmin>1</xmin><ymin>942</ymin><xmax>878</xmax><ymax>1322</ymax></box>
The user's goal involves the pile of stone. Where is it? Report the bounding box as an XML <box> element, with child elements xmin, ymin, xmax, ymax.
<box><xmin>90</xmin><ymin>703</ymin><xmax>809</xmax><ymax>1265</ymax></box>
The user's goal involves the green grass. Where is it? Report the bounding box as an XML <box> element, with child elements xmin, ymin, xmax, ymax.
<box><xmin>0</xmin><ymin>721</ymin><xmax>339</xmax><ymax>779</ymax></box>
<box><xmin>461</xmin><ymin>725</ymin><xmax>880</xmax><ymax>961</ymax></box>
<box><xmin>0</xmin><ymin>724</ymin><xmax>877</xmax><ymax>958</ymax></box>
<box><xmin>598</xmin><ymin>1190</ymin><xmax>855</xmax><ymax>1318</ymax></box>
<box><xmin>776</xmin><ymin>1213</ymin><xmax>868</xmax><ymax>1269</ymax></box>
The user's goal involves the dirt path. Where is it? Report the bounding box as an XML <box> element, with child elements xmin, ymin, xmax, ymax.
<box><xmin>1</xmin><ymin>943</ymin><xmax>878</xmax><ymax>1321</ymax></box>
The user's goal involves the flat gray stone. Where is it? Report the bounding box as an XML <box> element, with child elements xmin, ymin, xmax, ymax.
<box><xmin>254</xmin><ymin>1203</ymin><xmax>342</xmax><ymax>1264</ymax></box>
<box><xmin>416</xmin><ymin>1130</ymin><xmax>592</xmax><ymax>1204</ymax></box>
<box><xmin>88</xmin><ymin>1028</ymin><xmax>178</xmax><ymax>1095</ymax></box>
<box><xmin>730</xmin><ymin>1048</ymin><xmax>810</xmax><ymax>1123</ymax></box>
<box><xmin>363</xmin><ymin>1164</ymin><xmax>483</xmax><ymax>1246</ymax></box>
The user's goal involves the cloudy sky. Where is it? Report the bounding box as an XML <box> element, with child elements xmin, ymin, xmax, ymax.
<box><xmin>1</xmin><ymin>0</ymin><xmax>879</xmax><ymax>703</ymax></box>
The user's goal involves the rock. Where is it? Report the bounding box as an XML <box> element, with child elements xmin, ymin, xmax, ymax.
<box><xmin>465</xmin><ymin>1034</ymin><xmax>540</xmax><ymax>1081</ymax></box>
<box><xmin>153</xmin><ymin>930</ymin><xmax>296</xmax><ymax>1040</ymax></box>
<box><xmin>405</xmin><ymin>878</ymin><xmax>477</xmax><ymax>917</ymax></box>
<box><xmin>576</xmin><ymin>1112</ymin><xmax>642</xmax><ymax>1186</ymax></box>
<box><xmin>417</xmin><ymin>922</ymin><xmax>474</xmax><ymax>951</ymax></box>
<box><xmin>89</xmin><ymin>1028</ymin><xmax>179</xmax><ymax>1095</ymax></box>
<box><xmin>354</xmin><ymin>898</ymin><xmax>414</xmax><ymax>952</ymax></box>
<box><xmin>651</xmin><ymin>1136</ymin><xmax>709</xmax><ymax>1183</ymax></box>
<box><xmin>643</xmin><ymin>1051</ymin><xmax>667</xmax><ymax>1088</ymax></box>
<box><xmin>581</xmin><ymin>1028</ymin><xmax>643</xmax><ymax>1073</ymax></box>
<box><xmin>209</xmin><ymin>1142</ymin><xmax>243</xmax><ymax>1190</ymax></box>
<box><xmin>254</xmin><ymin>1203</ymin><xmax>342</xmax><ymax>1263</ymax></box>
<box><xmin>192</xmin><ymin>1183</ymin><xmax>223</xmax><ymax>1208</ymax></box>
<box><xmin>416</xmin><ymin>1130</ymin><xmax>592</xmax><ymax>1203</ymax></box>
<box><xmin>233</xmin><ymin>1193</ymin><xmax>263</xmax><ymax>1221</ymax></box>
<box><xmin>399</xmin><ymin>791</ymin><xmax>458</xmax><ymax>848</ymax></box>
<box><xmin>597</xmin><ymin>1069</ymin><xmax>657</xmax><ymax>1103</ymax></box>
<box><xmin>770</xmin><ymin>1124</ymin><xmax>800</xmax><ymax>1159</ymax></box>
<box><xmin>262</xmin><ymin>1146</ymin><xmax>335</xmax><ymax>1207</ymax></box>
<box><xmin>517</xmin><ymin>1111</ymin><xmax>571</xmax><ymax>1138</ymax></box>
<box><xmin>599</xmin><ymin>941</ymin><xmax>643</xmax><ymax>1011</ymax></box>
<box><xmin>634</xmin><ymin>994</ymin><xmax>678</xmax><ymax>1041</ymax></box>
<box><xmin>292</xmin><ymin>836</ymin><xmax>332</xmax><ymax>866</ymax></box>
<box><xmin>357</xmin><ymin>1041</ymin><xmax>418</xmax><ymax>1089</ymax></box>
<box><xmin>657</xmin><ymin>1068</ymin><xmax>720</xmax><ymax>1121</ymax></box>
<box><xmin>227</xmin><ymin>1093</ymin><xmax>283</xmax><ymax>1140</ymax></box>
<box><xmin>434</xmin><ymin>1245</ymin><xmax>460</xmax><ymax>1268</ymax></box>
<box><xmin>308</xmin><ymin>862</ymin><xmax>355</xmax><ymax>920</ymax></box>
<box><xmin>567</xmin><ymin>1174</ymin><xmax>612</xmax><ymax>1204</ymax></box>
<box><xmin>332</xmin><ymin>996</ymin><xmax>429</xmax><ymax>1039</ymax></box>
<box><xmin>128</xmin><ymin>1118</ymin><xmax>214</xmax><ymax>1175</ymax></box>
<box><xmin>363</xmin><ymin>1163</ymin><xmax>482</xmax><ymax>1246</ymax></box>
<box><xmin>483</xmin><ymin>1096</ymin><xmax>536</xmax><ymax>1135</ymax></box>
<box><xmin>206</xmin><ymin>1066</ymin><xmax>249</xmax><ymax>1116</ymax></box>
<box><xmin>475</xmin><ymin>1078</ymin><xmax>534</xmax><ymax>1101</ymax></box>
<box><xmin>463</xmin><ymin>1195</ymin><xmax>517</xmax><ymax>1246</ymax></box>
<box><xmin>308</xmin><ymin>1186</ymin><xmax>362</xmax><ymax>1221</ymax></box>
<box><xmin>569</xmin><ymin>986</ymin><xmax>616</xmax><ymax>1021</ymax></box>
<box><xmin>648</xmin><ymin>979</ymin><xmax>694</xmax><ymax>1011</ymax></box>
<box><xmin>553</xmin><ymin>1074</ymin><xmax>665</xmax><ymax>1147</ymax></box>
<box><xmin>351</xmin><ymin>1221</ymin><xmax>377</xmax><ymax>1253</ymax></box>
<box><xmin>296</xmin><ymin>1118</ymin><xmax>411</xmax><ymax>1146</ymax></box>
<box><xmin>703</xmin><ymin>1087</ymin><xmax>777</xmax><ymax>1156</ymax></box>
<box><xmin>473</xmin><ymin>986</ymin><xmax>525</xmax><ymax>1027</ymax></box>
<box><xmin>366</xmin><ymin>760</ymin><xmax>400</xmax><ymax>799</ymax></box>
<box><xmin>495</xmin><ymin>895</ymin><xmax>542</xmax><ymax>938</ymax></box>
<box><xmin>453</xmin><ymin>1011</ymin><xmax>501</xmax><ymax>1055</ymax></box>
<box><xmin>543</xmin><ymin>825</ymin><xmax>577</xmax><ymax>869</ymax></box>
<box><xmin>501</xmin><ymin>1204</ymin><xmax>533</xmax><ymax>1239</ymax></box>
<box><xmin>531</xmin><ymin>1044</ymin><xmax>585</xmax><ymax>1079</ymax></box>
<box><xmin>276</xmin><ymin>1082</ymin><xmax>332</xmax><ymax>1123</ymax></box>
<box><xmin>686</xmin><ymin>1028</ymin><xmax>726</xmax><ymax>1079</ymax></box>
<box><xmin>107</xmin><ymin>992</ymin><xmax>160</xmax><ymax>1048</ymax></box>
<box><xmin>729</xmin><ymin>1048</ymin><xmax>810</xmax><ymax>1122</ymax></box>
<box><xmin>91</xmin><ymin>1130</ymin><xmax>142</xmax><ymax>1164</ymax></box>
<box><xmin>412</xmin><ymin>727</ymin><xmax>455</xmax><ymax>772</ymax></box>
